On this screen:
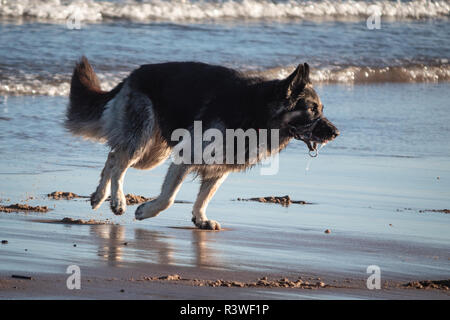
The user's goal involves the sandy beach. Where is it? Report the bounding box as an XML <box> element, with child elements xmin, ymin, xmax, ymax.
<box><xmin>1</xmin><ymin>90</ymin><xmax>449</xmax><ymax>299</ymax></box>
<box><xmin>1</xmin><ymin>0</ymin><xmax>450</xmax><ymax>300</ymax></box>
<box><xmin>0</xmin><ymin>181</ymin><xmax>449</xmax><ymax>299</ymax></box>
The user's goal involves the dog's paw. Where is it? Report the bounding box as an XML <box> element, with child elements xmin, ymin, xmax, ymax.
<box><xmin>90</xmin><ymin>191</ymin><xmax>107</xmax><ymax>210</ymax></box>
<box><xmin>110</xmin><ymin>194</ymin><xmax>127</xmax><ymax>215</ymax></box>
<box><xmin>192</xmin><ymin>216</ymin><xmax>221</xmax><ymax>230</ymax></box>
<box><xmin>135</xmin><ymin>204</ymin><xmax>147</xmax><ymax>220</ymax></box>
<box><xmin>135</xmin><ymin>201</ymin><xmax>160</xmax><ymax>221</ymax></box>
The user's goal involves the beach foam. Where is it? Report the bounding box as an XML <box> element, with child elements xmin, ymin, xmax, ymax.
<box><xmin>0</xmin><ymin>71</ymin><xmax>126</xmax><ymax>96</ymax></box>
<box><xmin>0</xmin><ymin>0</ymin><xmax>449</xmax><ymax>23</ymax></box>
<box><xmin>1</xmin><ymin>63</ymin><xmax>448</xmax><ymax>96</ymax></box>
<box><xmin>264</xmin><ymin>63</ymin><xmax>450</xmax><ymax>84</ymax></box>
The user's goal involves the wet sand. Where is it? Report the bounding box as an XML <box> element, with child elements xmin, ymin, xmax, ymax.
<box><xmin>1</xmin><ymin>91</ymin><xmax>449</xmax><ymax>299</ymax></box>
<box><xmin>1</xmin><ymin>265</ymin><xmax>449</xmax><ymax>300</ymax></box>
<box><xmin>0</xmin><ymin>209</ymin><xmax>448</xmax><ymax>300</ymax></box>
<box><xmin>0</xmin><ymin>160</ymin><xmax>449</xmax><ymax>299</ymax></box>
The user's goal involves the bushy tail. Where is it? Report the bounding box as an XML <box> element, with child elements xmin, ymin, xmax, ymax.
<box><xmin>65</xmin><ymin>56</ymin><xmax>122</xmax><ymax>140</ymax></box>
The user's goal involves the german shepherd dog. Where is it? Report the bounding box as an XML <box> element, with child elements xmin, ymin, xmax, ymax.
<box><xmin>66</xmin><ymin>57</ymin><xmax>339</xmax><ymax>230</ymax></box>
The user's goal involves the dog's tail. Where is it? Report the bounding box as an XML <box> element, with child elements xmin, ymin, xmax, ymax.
<box><xmin>65</xmin><ymin>56</ymin><xmax>122</xmax><ymax>140</ymax></box>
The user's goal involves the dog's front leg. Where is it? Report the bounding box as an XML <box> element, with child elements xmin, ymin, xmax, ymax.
<box><xmin>192</xmin><ymin>173</ymin><xmax>228</xmax><ymax>230</ymax></box>
<box><xmin>135</xmin><ymin>163</ymin><xmax>191</xmax><ymax>220</ymax></box>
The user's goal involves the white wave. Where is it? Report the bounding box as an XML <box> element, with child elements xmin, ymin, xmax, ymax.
<box><xmin>0</xmin><ymin>71</ymin><xmax>123</xmax><ymax>96</ymax></box>
<box><xmin>263</xmin><ymin>64</ymin><xmax>450</xmax><ymax>83</ymax></box>
<box><xmin>1</xmin><ymin>64</ymin><xmax>449</xmax><ymax>96</ymax></box>
<box><xmin>0</xmin><ymin>0</ymin><xmax>449</xmax><ymax>23</ymax></box>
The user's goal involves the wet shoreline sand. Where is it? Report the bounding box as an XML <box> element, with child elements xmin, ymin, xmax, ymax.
<box><xmin>0</xmin><ymin>223</ymin><xmax>448</xmax><ymax>300</ymax></box>
<box><xmin>1</xmin><ymin>265</ymin><xmax>449</xmax><ymax>300</ymax></box>
<box><xmin>0</xmin><ymin>189</ymin><xmax>449</xmax><ymax>299</ymax></box>
<box><xmin>1</xmin><ymin>86</ymin><xmax>449</xmax><ymax>299</ymax></box>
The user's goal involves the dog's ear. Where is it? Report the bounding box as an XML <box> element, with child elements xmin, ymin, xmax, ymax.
<box><xmin>282</xmin><ymin>63</ymin><xmax>310</xmax><ymax>97</ymax></box>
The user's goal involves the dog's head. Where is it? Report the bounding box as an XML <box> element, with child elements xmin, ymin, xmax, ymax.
<box><xmin>276</xmin><ymin>63</ymin><xmax>339</xmax><ymax>152</ymax></box>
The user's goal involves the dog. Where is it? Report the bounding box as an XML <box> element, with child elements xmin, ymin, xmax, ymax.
<box><xmin>66</xmin><ymin>57</ymin><xmax>339</xmax><ymax>230</ymax></box>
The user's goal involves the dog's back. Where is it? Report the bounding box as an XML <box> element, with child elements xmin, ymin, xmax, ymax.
<box><xmin>128</xmin><ymin>62</ymin><xmax>269</xmax><ymax>144</ymax></box>
<box><xmin>66</xmin><ymin>58</ymin><xmax>269</xmax><ymax>146</ymax></box>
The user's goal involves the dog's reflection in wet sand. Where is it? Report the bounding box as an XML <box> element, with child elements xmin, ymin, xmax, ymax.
<box><xmin>89</xmin><ymin>224</ymin><xmax>222</xmax><ymax>268</ymax></box>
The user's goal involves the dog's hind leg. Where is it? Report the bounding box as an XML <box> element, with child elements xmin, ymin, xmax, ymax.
<box><xmin>91</xmin><ymin>151</ymin><xmax>115</xmax><ymax>210</ymax></box>
<box><xmin>135</xmin><ymin>163</ymin><xmax>191</xmax><ymax>220</ymax></box>
<box><xmin>109</xmin><ymin>149</ymin><xmax>134</xmax><ymax>215</ymax></box>
<box><xmin>91</xmin><ymin>149</ymin><xmax>134</xmax><ymax>215</ymax></box>
<box><xmin>191</xmin><ymin>173</ymin><xmax>228</xmax><ymax>230</ymax></box>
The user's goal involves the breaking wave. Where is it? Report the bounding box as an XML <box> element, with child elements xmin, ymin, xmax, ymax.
<box><xmin>0</xmin><ymin>70</ymin><xmax>127</xmax><ymax>96</ymax></box>
<box><xmin>263</xmin><ymin>63</ymin><xmax>450</xmax><ymax>84</ymax></box>
<box><xmin>1</xmin><ymin>63</ymin><xmax>449</xmax><ymax>96</ymax></box>
<box><xmin>0</xmin><ymin>0</ymin><xmax>449</xmax><ymax>23</ymax></box>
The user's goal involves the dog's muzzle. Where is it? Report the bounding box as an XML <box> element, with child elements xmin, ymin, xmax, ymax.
<box><xmin>293</xmin><ymin>117</ymin><xmax>339</xmax><ymax>157</ymax></box>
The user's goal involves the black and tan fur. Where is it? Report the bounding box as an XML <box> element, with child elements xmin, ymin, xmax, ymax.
<box><xmin>66</xmin><ymin>57</ymin><xmax>339</xmax><ymax>230</ymax></box>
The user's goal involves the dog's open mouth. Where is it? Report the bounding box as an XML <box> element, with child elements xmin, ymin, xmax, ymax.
<box><xmin>290</xmin><ymin>117</ymin><xmax>339</xmax><ymax>157</ymax></box>
<box><xmin>302</xmin><ymin>138</ymin><xmax>328</xmax><ymax>157</ymax></box>
<box><xmin>293</xmin><ymin>132</ymin><xmax>327</xmax><ymax>156</ymax></box>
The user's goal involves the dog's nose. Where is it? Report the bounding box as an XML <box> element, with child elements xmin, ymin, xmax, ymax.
<box><xmin>332</xmin><ymin>129</ymin><xmax>340</xmax><ymax>139</ymax></box>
